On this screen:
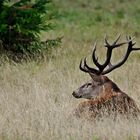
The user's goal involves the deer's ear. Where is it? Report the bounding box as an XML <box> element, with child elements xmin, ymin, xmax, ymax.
<box><xmin>89</xmin><ymin>73</ymin><xmax>103</xmax><ymax>83</ymax></box>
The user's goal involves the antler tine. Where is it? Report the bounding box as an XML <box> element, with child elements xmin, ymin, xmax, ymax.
<box><xmin>126</xmin><ymin>35</ymin><xmax>135</xmax><ymax>41</ymax></box>
<box><xmin>112</xmin><ymin>34</ymin><xmax>121</xmax><ymax>46</ymax></box>
<box><xmin>113</xmin><ymin>42</ymin><xmax>130</xmax><ymax>48</ymax></box>
<box><xmin>126</xmin><ymin>36</ymin><xmax>136</xmax><ymax>45</ymax></box>
<box><xmin>79</xmin><ymin>58</ymin><xmax>99</xmax><ymax>74</ymax></box>
<box><xmin>99</xmin><ymin>35</ymin><xmax>114</xmax><ymax>71</ymax></box>
<box><xmin>112</xmin><ymin>34</ymin><xmax>129</xmax><ymax>48</ymax></box>
<box><xmin>83</xmin><ymin>58</ymin><xmax>99</xmax><ymax>73</ymax></box>
<box><xmin>79</xmin><ymin>59</ymin><xmax>89</xmax><ymax>73</ymax></box>
<box><xmin>92</xmin><ymin>42</ymin><xmax>102</xmax><ymax>69</ymax></box>
<box><xmin>92</xmin><ymin>37</ymin><xmax>117</xmax><ymax>73</ymax></box>
<box><xmin>106</xmin><ymin>34</ymin><xmax>130</xmax><ymax>48</ymax></box>
<box><xmin>132</xmin><ymin>46</ymin><xmax>140</xmax><ymax>50</ymax></box>
<box><xmin>126</xmin><ymin>36</ymin><xmax>140</xmax><ymax>50</ymax></box>
<box><xmin>104</xmin><ymin>35</ymin><xmax>110</xmax><ymax>47</ymax></box>
<box><xmin>102</xmin><ymin>36</ymin><xmax>140</xmax><ymax>75</ymax></box>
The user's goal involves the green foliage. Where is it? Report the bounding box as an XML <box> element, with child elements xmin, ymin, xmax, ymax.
<box><xmin>0</xmin><ymin>0</ymin><xmax>61</xmax><ymax>57</ymax></box>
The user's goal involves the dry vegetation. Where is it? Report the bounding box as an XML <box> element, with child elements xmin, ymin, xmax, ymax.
<box><xmin>0</xmin><ymin>0</ymin><xmax>140</xmax><ymax>140</ymax></box>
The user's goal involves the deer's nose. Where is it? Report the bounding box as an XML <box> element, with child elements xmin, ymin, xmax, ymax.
<box><xmin>72</xmin><ymin>91</ymin><xmax>76</xmax><ymax>97</ymax></box>
<box><xmin>72</xmin><ymin>91</ymin><xmax>81</xmax><ymax>98</ymax></box>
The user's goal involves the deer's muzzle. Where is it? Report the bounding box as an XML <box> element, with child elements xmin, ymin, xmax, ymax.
<box><xmin>72</xmin><ymin>91</ymin><xmax>82</xmax><ymax>98</ymax></box>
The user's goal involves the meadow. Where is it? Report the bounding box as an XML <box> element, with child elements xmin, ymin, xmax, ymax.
<box><xmin>0</xmin><ymin>0</ymin><xmax>140</xmax><ymax>139</ymax></box>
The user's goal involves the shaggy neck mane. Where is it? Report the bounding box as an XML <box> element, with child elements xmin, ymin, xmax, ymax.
<box><xmin>88</xmin><ymin>80</ymin><xmax>123</xmax><ymax>105</ymax></box>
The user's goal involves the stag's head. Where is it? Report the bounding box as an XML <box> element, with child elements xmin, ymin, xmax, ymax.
<box><xmin>72</xmin><ymin>36</ymin><xmax>140</xmax><ymax>99</ymax></box>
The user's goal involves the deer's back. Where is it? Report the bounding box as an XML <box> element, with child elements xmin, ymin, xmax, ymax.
<box><xmin>74</xmin><ymin>92</ymin><xmax>140</xmax><ymax>119</ymax></box>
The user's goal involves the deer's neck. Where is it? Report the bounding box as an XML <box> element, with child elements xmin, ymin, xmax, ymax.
<box><xmin>93</xmin><ymin>81</ymin><xmax>123</xmax><ymax>104</ymax></box>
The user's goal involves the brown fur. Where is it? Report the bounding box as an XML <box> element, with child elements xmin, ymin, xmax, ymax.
<box><xmin>73</xmin><ymin>77</ymin><xmax>140</xmax><ymax>120</ymax></box>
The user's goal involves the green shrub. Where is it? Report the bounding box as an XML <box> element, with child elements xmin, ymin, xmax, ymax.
<box><xmin>0</xmin><ymin>0</ymin><xmax>61</xmax><ymax>58</ymax></box>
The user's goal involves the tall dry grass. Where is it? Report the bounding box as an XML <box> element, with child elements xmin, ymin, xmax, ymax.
<box><xmin>0</xmin><ymin>38</ymin><xmax>140</xmax><ymax>140</ymax></box>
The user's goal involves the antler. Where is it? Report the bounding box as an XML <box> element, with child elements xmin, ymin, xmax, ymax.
<box><xmin>80</xmin><ymin>35</ymin><xmax>140</xmax><ymax>75</ymax></box>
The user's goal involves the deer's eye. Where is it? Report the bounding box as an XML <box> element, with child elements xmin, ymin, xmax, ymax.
<box><xmin>86</xmin><ymin>83</ymin><xmax>92</xmax><ymax>88</ymax></box>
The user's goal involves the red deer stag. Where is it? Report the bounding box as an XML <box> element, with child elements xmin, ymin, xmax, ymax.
<box><xmin>72</xmin><ymin>35</ymin><xmax>140</xmax><ymax>119</ymax></box>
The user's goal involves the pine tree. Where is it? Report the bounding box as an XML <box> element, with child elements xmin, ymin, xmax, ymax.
<box><xmin>0</xmin><ymin>0</ymin><xmax>60</xmax><ymax>56</ymax></box>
